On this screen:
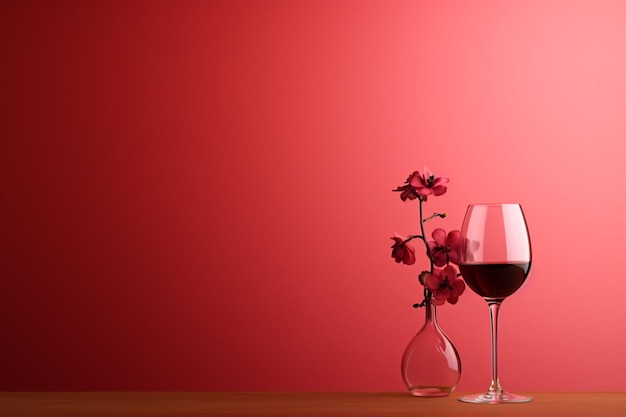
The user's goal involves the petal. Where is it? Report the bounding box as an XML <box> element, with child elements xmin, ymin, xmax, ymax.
<box><xmin>409</xmin><ymin>171</ymin><xmax>420</xmax><ymax>182</ymax></box>
<box><xmin>403</xmin><ymin>190</ymin><xmax>416</xmax><ymax>201</ymax></box>
<box><xmin>446</xmin><ymin>230</ymin><xmax>461</xmax><ymax>249</ymax></box>
<box><xmin>433</xmin><ymin>297</ymin><xmax>446</xmax><ymax>305</ymax></box>
<box><xmin>448</xmin><ymin>251</ymin><xmax>459</xmax><ymax>265</ymax></box>
<box><xmin>432</xmin><ymin>228</ymin><xmax>447</xmax><ymax>246</ymax></box>
<box><xmin>450</xmin><ymin>278</ymin><xmax>466</xmax><ymax>296</ymax></box>
<box><xmin>442</xmin><ymin>265</ymin><xmax>457</xmax><ymax>281</ymax></box>
<box><xmin>426</xmin><ymin>273</ymin><xmax>442</xmax><ymax>292</ymax></box>
<box><xmin>431</xmin><ymin>185</ymin><xmax>448</xmax><ymax>196</ymax></box>
<box><xmin>408</xmin><ymin>171</ymin><xmax>425</xmax><ymax>187</ymax></box>
<box><xmin>447</xmin><ymin>295</ymin><xmax>459</xmax><ymax>305</ymax></box>
<box><xmin>391</xmin><ymin>247</ymin><xmax>404</xmax><ymax>263</ymax></box>
<box><xmin>417</xmin><ymin>187</ymin><xmax>432</xmax><ymax>197</ymax></box>
<box><xmin>446</xmin><ymin>231</ymin><xmax>461</xmax><ymax>264</ymax></box>
<box><xmin>404</xmin><ymin>245</ymin><xmax>416</xmax><ymax>265</ymax></box>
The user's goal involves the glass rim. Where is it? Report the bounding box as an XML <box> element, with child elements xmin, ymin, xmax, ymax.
<box><xmin>466</xmin><ymin>203</ymin><xmax>523</xmax><ymax>207</ymax></box>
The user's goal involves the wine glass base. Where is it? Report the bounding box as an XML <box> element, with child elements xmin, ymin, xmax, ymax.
<box><xmin>459</xmin><ymin>391</ymin><xmax>532</xmax><ymax>404</ymax></box>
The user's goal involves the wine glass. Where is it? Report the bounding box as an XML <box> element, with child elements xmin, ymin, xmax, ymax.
<box><xmin>458</xmin><ymin>203</ymin><xmax>532</xmax><ymax>404</ymax></box>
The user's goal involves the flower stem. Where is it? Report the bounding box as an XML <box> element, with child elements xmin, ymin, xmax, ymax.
<box><xmin>423</xmin><ymin>212</ymin><xmax>446</xmax><ymax>222</ymax></box>
<box><xmin>404</xmin><ymin>235</ymin><xmax>424</xmax><ymax>242</ymax></box>
<box><xmin>419</xmin><ymin>198</ymin><xmax>434</xmax><ymax>274</ymax></box>
<box><xmin>418</xmin><ymin>198</ymin><xmax>434</xmax><ymax>303</ymax></box>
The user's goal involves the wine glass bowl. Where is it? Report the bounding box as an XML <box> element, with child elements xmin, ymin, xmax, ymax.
<box><xmin>458</xmin><ymin>204</ymin><xmax>532</xmax><ymax>404</ymax></box>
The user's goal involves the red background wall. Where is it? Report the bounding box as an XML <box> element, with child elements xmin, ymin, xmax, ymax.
<box><xmin>2</xmin><ymin>0</ymin><xmax>626</xmax><ymax>392</ymax></box>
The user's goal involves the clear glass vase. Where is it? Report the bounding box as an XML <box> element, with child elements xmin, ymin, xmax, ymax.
<box><xmin>400</xmin><ymin>299</ymin><xmax>461</xmax><ymax>396</ymax></box>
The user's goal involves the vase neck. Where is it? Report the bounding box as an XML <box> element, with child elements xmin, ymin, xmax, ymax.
<box><xmin>425</xmin><ymin>299</ymin><xmax>438</xmax><ymax>324</ymax></box>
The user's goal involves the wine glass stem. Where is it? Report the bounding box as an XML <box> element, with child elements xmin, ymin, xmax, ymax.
<box><xmin>488</xmin><ymin>301</ymin><xmax>503</xmax><ymax>396</ymax></box>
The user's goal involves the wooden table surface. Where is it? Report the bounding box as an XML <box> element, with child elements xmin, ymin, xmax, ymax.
<box><xmin>1</xmin><ymin>391</ymin><xmax>625</xmax><ymax>416</ymax></box>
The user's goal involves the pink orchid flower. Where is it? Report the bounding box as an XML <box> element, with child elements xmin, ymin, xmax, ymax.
<box><xmin>426</xmin><ymin>265</ymin><xmax>466</xmax><ymax>305</ymax></box>
<box><xmin>390</xmin><ymin>233</ymin><xmax>416</xmax><ymax>265</ymax></box>
<box><xmin>410</xmin><ymin>167</ymin><xmax>449</xmax><ymax>201</ymax></box>
<box><xmin>428</xmin><ymin>228</ymin><xmax>461</xmax><ymax>267</ymax></box>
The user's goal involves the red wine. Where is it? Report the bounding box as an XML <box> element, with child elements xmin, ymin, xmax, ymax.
<box><xmin>459</xmin><ymin>262</ymin><xmax>530</xmax><ymax>300</ymax></box>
